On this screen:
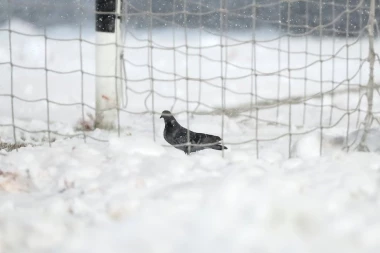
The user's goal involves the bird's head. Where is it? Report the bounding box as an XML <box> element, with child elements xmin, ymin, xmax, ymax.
<box><xmin>160</xmin><ymin>110</ymin><xmax>175</xmax><ymax>122</ymax></box>
<box><xmin>160</xmin><ymin>110</ymin><xmax>174</xmax><ymax>120</ymax></box>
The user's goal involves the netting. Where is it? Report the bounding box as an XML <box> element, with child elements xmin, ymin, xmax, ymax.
<box><xmin>0</xmin><ymin>0</ymin><xmax>379</xmax><ymax>157</ymax></box>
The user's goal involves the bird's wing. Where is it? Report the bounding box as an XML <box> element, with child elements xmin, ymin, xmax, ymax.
<box><xmin>172</xmin><ymin>126</ymin><xmax>222</xmax><ymax>147</ymax></box>
<box><xmin>191</xmin><ymin>132</ymin><xmax>222</xmax><ymax>145</ymax></box>
<box><xmin>171</xmin><ymin>127</ymin><xmax>189</xmax><ymax>142</ymax></box>
<box><xmin>180</xmin><ymin>128</ymin><xmax>221</xmax><ymax>142</ymax></box>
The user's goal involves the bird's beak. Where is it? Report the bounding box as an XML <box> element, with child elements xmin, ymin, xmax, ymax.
<box><xmin>160</xmin><ymin>115</ymin><xmax>163</xmax><ymax>119</ymax></box>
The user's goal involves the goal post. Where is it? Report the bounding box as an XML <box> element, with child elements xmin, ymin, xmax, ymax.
<box><xmin>95</xmin><ymin>0</ymin><xmax>124</xmax><ymax>129</ymax></box>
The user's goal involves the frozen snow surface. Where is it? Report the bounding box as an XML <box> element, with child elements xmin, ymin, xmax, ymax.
<box><xmin>1</xmin><ymin>137</ymin><xmax>380</xmax><ymax>253</ymax></box>
<box><xmin>1</xmin><ymin>20</ymin><xmax>380</xmax><ymax>252</ymax></box>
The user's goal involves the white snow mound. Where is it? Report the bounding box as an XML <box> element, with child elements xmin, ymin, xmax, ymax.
<box><xmin>109</xmin><ymin>136</ymin><xmax>166</xmax><ymax>156</ymax></box>
<box><xmin>291</xmin><ymin>132</ymin><xmax>322</xmax><ymax>159</ymax></box>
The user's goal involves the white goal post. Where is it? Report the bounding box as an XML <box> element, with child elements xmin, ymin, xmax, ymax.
<box><xmin>95</xmin><ymin>0</ymin><xmax>124</xmax><ymax>129</ymax></box>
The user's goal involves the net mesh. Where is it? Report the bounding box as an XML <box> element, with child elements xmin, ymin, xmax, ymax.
<box><xmin>0</xmin><ymin>0</ymin><xmax>379</xmax><ymax>156</ymax></box>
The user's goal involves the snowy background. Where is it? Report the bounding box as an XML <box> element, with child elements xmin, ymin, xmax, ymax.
<box><xmin>1</xmin><ymin>1</ymin><xmax>380</xmax><ymax>252</ymax></box>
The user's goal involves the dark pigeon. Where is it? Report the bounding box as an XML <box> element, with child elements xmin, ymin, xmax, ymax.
<box><xmin>160</xmin><ymin>110</ymin><xmax>227</xmax><ymax>154</ymax></box>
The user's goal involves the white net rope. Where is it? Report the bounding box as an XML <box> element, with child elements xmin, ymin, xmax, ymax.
<box><xmin>0</xmin><ymin>0</ymin><xmax>379</xmax><ymax>157</ymax></box>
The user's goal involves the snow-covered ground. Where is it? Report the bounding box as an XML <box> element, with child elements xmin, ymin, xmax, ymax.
<box><xmin>1</xmin><ymin>137</ymin><xmax>380</xmax><ymax>253</ymax></box>
<box><xmin>1</xmin><ymin>19</ymin><xmax>380</xmax><ymax>252</ymax></box>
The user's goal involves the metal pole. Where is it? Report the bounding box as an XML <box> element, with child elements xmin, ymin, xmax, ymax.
<box><xmin>358</xmin><ymin>0</ymin><xmax>375</xmax><ymax>151</ymax></box>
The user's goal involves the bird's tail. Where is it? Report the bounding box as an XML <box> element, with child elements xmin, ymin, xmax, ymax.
<box><xmin>210</xmin><ymin>144</ymin><xmax>228</xmax><ymax>151</ymax></box>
